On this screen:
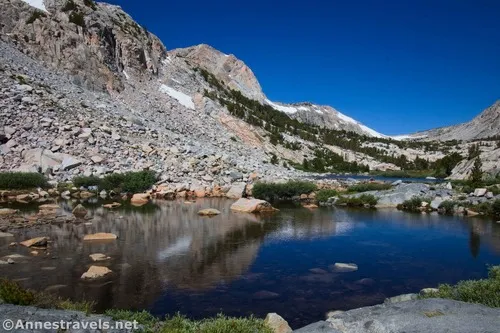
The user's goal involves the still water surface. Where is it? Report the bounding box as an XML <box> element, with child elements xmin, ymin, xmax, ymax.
<box><xmin>1</xmin><ymin>199</ymin><xmax>499</xmax><ymax>328</ymax></box>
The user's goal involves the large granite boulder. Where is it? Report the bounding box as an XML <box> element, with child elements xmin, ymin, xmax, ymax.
<box><xmin>230</xmin><ymin>198</ymin><xmax>278</xmax><ymax>213</ymax></box>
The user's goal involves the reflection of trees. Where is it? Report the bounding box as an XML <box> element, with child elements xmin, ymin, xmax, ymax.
<box><xmin>469</xmin><ymin>229</ymin><xmax>481</xmax><ymax>258</ymax></box>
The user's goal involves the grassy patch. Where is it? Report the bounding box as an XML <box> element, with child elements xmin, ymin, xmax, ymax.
<box><xmin>420</xmin><ymin>266</ymin><xmax>500</xmax><ymax>308</ymax></box>
<box><xmin>336</xmin><ymin>194</ymin><xmax>378</xmax><ymax>207</ymax></box>
<box><xmin>252</xmin><ymin>181</ymin><xmax>317</xmax><ymax>201</ymax></box>
<box><xmin>106</xmin><ymin>311</ymin><xmax>272</xmax><ymax>333</ymax></box>
<box><xmin>348</xmin><ymin>183</ymin><xmax>391</xmax><ymax>193</ymax></box>
<box><xmin>0</xmin><ymin>279</ymin><xmax>94</xmax><ymax>313</ymax></box>
<box><xmin>316</xmin><ymin>189</ymin><xmax>338</xmax><ymax>203</ymax></box>
<box><xmin>0</xmin><ymin>172</ymin><xmax>48</xmax><ymax>189</ymax></box>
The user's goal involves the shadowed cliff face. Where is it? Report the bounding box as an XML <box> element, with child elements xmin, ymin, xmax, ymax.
<box><xmin>0</xmin><ymin>0</ymin><xmax>166</xmax><ymax>91</ymax></box>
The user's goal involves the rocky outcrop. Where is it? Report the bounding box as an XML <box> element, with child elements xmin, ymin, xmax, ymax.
<box><xmin>230</xmin><ymin>198</ymin><xmax>278</xmax><ymax>213</ymax></box>
<box><xmin>404</xmin><ymin>101</ymin><xmax>500</xmax><ymax>141</ymax></box>
<box><xmin>0</xmin><ymin>0</ymin><xmax>166</xmax><ymax>92</ymax></box>
<box><xmin>449</xmin><ymin>149</ymin><xmax>500</xmax><ymax>179</ymax></box>
<box><xmin>322</xmin><ymin>299</ymin><xmax>500</xmax><ymax>333</ymax></box>
<box><xmin>81</xmin><ymin>265</ymin><xmax>112</xmax><ymax>280</ymax></box>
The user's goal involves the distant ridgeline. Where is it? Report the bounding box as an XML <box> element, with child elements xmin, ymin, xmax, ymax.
<box><xmin>198</xmin><ymin>68</ymin><xmax>464</xmax><ymax>175</ymax></box>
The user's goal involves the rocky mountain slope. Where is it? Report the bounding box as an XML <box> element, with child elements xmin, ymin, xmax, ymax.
<box><xmin>0</xmin><ymin>0</ymin><xmax>498</xmax><ymax>182</ymax></box>
<box><xmin>401</xmin><ymin>101</ymin><xmax>500</xmax><ymax>141</ymax></box>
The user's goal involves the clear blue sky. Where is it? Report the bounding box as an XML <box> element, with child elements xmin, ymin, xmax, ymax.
<box><xmin>104</xmin><ymin>0</ymin><xmax>500</xmax><ymax>135</ymax></box>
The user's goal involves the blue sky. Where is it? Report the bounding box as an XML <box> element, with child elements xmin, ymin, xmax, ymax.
<box><xmin>105</xmin><ymin>0</ymin><xmax>500</xmax><ymax>135</ymax></box>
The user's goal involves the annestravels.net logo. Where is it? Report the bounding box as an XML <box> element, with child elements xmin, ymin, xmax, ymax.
<box><xmin>2</xmin><ymin>318</ymin><xmax>139</xmax><ymax>331</ymax></box>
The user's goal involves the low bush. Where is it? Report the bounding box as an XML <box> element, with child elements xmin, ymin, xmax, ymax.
<box><xmin>69</xmin><ymin>11</ymin><xmax>85</xmax><ymax>27</ymax></box>
<box><xmin>316</xmin><ymin>189</ymin><xmax>338</xmax><ymax>203</ymax></box>
<box><xmin>85</xmin><ymin>171</ymin><xmax>157</xmax><ymax>193</ymax></box>
<box><xmin>0</xmin><ymin>279</ymin><xmax>93</xmax><ymax>313</ymax></box>
<box><xmin>492</xmin><ymin>199</ymin><xmax>500</xmax><ymax>217</ymax></box>
<box><xmin>397</xmin><ymin>197</ymin><xmax>431</xmax><ymax>212</ymax></box>
<box><xmin>348</xmin><ymin>183</ymin><xmax>391</xmax><ymax>193</ymax></box>
<box><xmin>420</xmin><ymin>266</ymin><xmax>500</xmax><ymax>308</ymax></box>
<box><xmin>26</xmin><ymin>10</ymin><xmax>47</xmax><ymax>24</ymax></box>
<box><xmin>0</xmin><ymin>279</ymin><xmax>35</xmax><ymax>305</ymax></box>
<box><xmin>336</xmin><ymin>194</ymin><xmax>378</xmax><ymax>207</ymax></box>
<box><xmin>438</xmin><ymin>200</ymin><xmax>458</xmax><ymax>215</ymax></box>
<box><xmin>72</xmin><ymin>175</ymin><xmax>101</xmax><ymax>188</ymax></box>
<box><xmin>0</xmin><ymin>172</ymin><xmax>48</xmax><ymax>189</ymax></box>
<box><xmin>252</xmin><ymin>181</ymin><xmax>317</xmax><ymax>200</ymax></box>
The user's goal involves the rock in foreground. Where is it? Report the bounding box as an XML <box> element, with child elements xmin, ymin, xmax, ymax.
<box><xmin>320</xmin><ymin>298</ymin><xmax>500</xmax><ymax>333</ymax></box>
<box><xmin>81</xmin><ymin>266</ymin><xmax>113</xmax><ymax>280</ymax></box>
<box><xmin>265</xmin><ymin>313</ymin><xmax>292</xmax><ymax>333</ymax></box>
<box><xmin>230</xmin><ymin>198</ymin><xmax>278</xmax><ymax>213</ymax></box>
<box><xmin>20</xmin><ymin>237</ymin><xmax>48</xmax><ymax>248</ymax></box>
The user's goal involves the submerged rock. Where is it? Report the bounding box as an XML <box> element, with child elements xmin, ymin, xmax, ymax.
<box><xmin>20</xmin><ymin>237</ymin><xmax>49</xmax><ymax>248</ymax></box>
<box><xmin>102</xmin><ymin>202</ymin><xmax>122</xmax><ymax>209</ymax></box>
<box><xmin>72</xmin><ymin>204</ymin><xmax>88</xmax><ymax>218</ymax></box>
<box><xmin>230</xmin><ymin>198</ymin><xmax>278</xmax><ymax>213</ymax></box>
<box><xmin>89</xmin><ymin>253</ymin><xmax>111</xmax><ymax>262</ymax></box>
<box><xmin>330</xmin><ymin>263</ymin><xmax>358</xmax><ymax>272</ymax></box>
<box><xmin>198</xmin><ymin>208</ymin><xmax>221</xmax><ymax>216</ymax></box>
<box><xmin>81</xmin><ymin>266</ymin><xmax>113</xmax><ymax>280</ymax></box>
<box><xmin>83</xmin><ymin>233</ymin><xmax>118</xmax><ymax>241</ymax></box>
<box><xmin>0</xmin><ymin>232</ymin><xmax>14</xmax><ymax>238</ymax></box>
<box><xmin>253</xmin><ymin>290</ymin><xmax>280</xmax><ymax>300</ymax></box>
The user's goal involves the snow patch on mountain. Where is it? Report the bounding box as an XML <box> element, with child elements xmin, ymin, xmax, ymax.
<box><xmin>159</xmin><ymin>84</ymin><xmax>195</xmax><ymax>110</ymax></box>
<box><xmin>21</xmin><ymin>0</ymin><xmax>47</xmax><ymax>11</ymax></box>
<box><xmin>265</xmin><ymin>99</ymin><xmax>298</xmax><ymax>114</ymax></box>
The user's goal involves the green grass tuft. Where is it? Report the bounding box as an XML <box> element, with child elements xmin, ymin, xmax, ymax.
<box><xmin>316</xmin><ymin>189</ymin><xmax>338</xmax><ymax>203</ymax></box>
<box><xmin>0</xmin><ymin>172</ymin><xmax>48</xmax><ymax>189</ymax></box>
<box><xmin>420</xmin><ymin>266</ymin><xmax>500</xmax><ymax>308</ymax></box>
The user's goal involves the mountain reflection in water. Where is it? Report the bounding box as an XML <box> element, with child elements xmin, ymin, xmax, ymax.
<box><xmin>0</xmin><ymin>198</ymin><xmax>499</xmax><ymax>328</ymax></box>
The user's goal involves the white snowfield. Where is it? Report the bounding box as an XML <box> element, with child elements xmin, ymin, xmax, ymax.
<box><xmin>21</xmin><ymin>0</ymin><xmax>47</xmax><ymax>11</ymax></box>
<box><xmin>159</xmin><ymin>84</ymin><xmax>195</xmax><ymax>110</ymax></box>
<box><xmin>265</xmin><ymin>99</ymin><xmax>298</xmax><ymax>114</ymax></box>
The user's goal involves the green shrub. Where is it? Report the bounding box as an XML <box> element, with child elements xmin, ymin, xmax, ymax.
<box><xmin>26</xmin><ymin>10</ymin><xmax>46</xmax><ymax>24</ymax></box>
<box><xmin>348</xmin><ymin>183</ymin><xmax>391</xmax><ymax>193</ymax></box>
<box><xmin>62</xmin><ymin>0</ymin><xmax>77</xmax><ymax>11</ymax></box>
<box><xmin>316</xmin><ymin>189</ymin><xmax>338</xmax><ymax>203</ymax></box>
<box><xmin>83</xmin><ymin>0</ymin><xmax>97</xmax><ymax>10</ymax></box>
<box><xmin>420</xmin><ymin>265</ymin><xmax>500</xmax><ymax>308</ymax></box>
<box><xmin>0</xmin><ymin>172</ymin><xmax>48</xmax><ymax>189</ymax></box>
<box><xmin>438</xmin><ymin>201</ymin><xmax>457</xmax><ymax>215</ymax></box>
<box><xmin>252</xmin><ymin>181</ymin><xmax>317</xmax><ymax>200</ymax></box>
<box><xmin>99</xmin><ymin>173</ymin><xmax>126</xmax><ymax>192</ymax></box>
<box><xmin>397</xmin><ymin>197</ymin><xmax>431</xmax><ymax>212</ymax></box>
<box><xmin>122</xmin><ymin>170</ymin><xmax>157</xmax><ymax>193</ymax></box>
<box><xmin>73</xmin><ymin>175</ymin><xmax>101</xmax><ymax>188</ymax></box>
<box><xmin>69</xmin><ymin>11</ymin><xmax>85</xmax><ymax>27</ymax></box>
<box><xmin>0</xmin><ymin>279</ymin><xmax>35</xmax><ymax>305</ymax></box>
<box><xmin>492</xmin><ymin>199</ymin><xmax>500</xmax><ymax>217</ymax></box>
<box><xmin>336</xmin><ymin>194</ymin><xmax>377</xmax><ymax>207</ymax></box>
<box><xmin>98</xmin><ymin>171</ymin><xmax>157</xmax><ymax>193</ymax></box>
